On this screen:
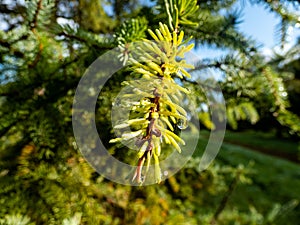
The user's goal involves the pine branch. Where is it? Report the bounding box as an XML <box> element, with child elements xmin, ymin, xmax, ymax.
<box><xmin>0</xmin><ymin>120</ymin><xmax>21</xmax><ymax>137</ymax></box>
<box><xmin>56</xmin><ymin>25</ymin><xmax>114</xmax><ymax>50</ymax></box>
<box><xmin>30</xmin><ymin>0</ymin><xmax>43</xmax><ymax>31</ymax></box>
<box><xmin>197</xmin><ymin>0</ymin><xmax>237</xmax><ymax>11</ymax></box>
<box><xmin>111</xmin><ymin>22</ymin><xmax>195</xmax><ymax>184</ymax></box>
<box><xmin>184</xmin><ymin>11</ymin><xmax>259</xmax><ymax>53</ymax></box>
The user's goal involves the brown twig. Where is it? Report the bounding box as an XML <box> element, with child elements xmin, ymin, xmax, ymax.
<box><xmin>30</xmin><ymin>0</ymin><xmax>43</xmax><ymax>31</ymax></box>
<box><xmin>132</xmin><ymin>87</ymin><xmax>162</xmax><ymax>183</ymax></box>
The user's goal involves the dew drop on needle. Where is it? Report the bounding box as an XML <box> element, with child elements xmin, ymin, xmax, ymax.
<box><xmin>177</xmin><ymin>119</ymin><xmax>188</xmax><ymax>129</ymax></box>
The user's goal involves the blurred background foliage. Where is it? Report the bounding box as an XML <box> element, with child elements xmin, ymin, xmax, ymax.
<box><xmin>0</xmin><ymin>0</ymin><xmax>300</xmax><ymax>224</ymax></box>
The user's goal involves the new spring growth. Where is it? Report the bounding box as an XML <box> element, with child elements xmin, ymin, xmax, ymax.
<box><xmin>110</xmin><ymin>23</ymin><xmax>195</xmax><ymax>184</ymax></box>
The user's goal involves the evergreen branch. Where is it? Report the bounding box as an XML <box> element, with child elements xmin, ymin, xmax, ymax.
<box><xmin>56</xmin><ymin>26</ymin><xmax>114</xmax><ymax>50</ymax></box>
<box><xmin>26</xmin><ymin>0</ymin><xmax>56</xmax><ymax>31</ymax></box>
<box><xmin>30</xmin><ymin>0</ymin><xmax>43</xmax><ymax>31</ymax></box>
<box><xmin>193</xmin><ymin>54</ymin><xmax>263</xmax><ymax>75</ymax></box>
<box><xmin>163</xmin><ymin>0</ymin><xmax>199</xmax><ymax>31</ymax></box>
<box><xmin>111</xmin><ymin>23</ymin><xmax>195</xmax><ymax>184</ymax></box>
<box><xmin>28</xmin><ymin>42</ymin><xmax>43</xmax><ymax>68</ymax></box>
<box><xmin>0</xmin><ymin>120</ymin><xmax>20</xmax><ymax>137</ymax></box>
<box><xmin>262</xmin><ymin>66</ymin><xmax>300</xmax><ymax>135</ymax></box>
<box><xmin>226</xmin><ymin>101</ymin><xmax>259</xmax><ymax>129</ymax></box>
<box><xmin>180</xmin><ymin>9</ymin><xmax>260</xmax><ymax>53</ymax></box>
<box><xmin>263</xmin><ymin>66</ymin><xmax>288</xmax><ymax>112</ymax></box>
<box><xmin>197</xmin><ymin>0</ymin><xmax>236</xmax><ymax>11</ymax></box>
<box><xmin>181</xmin><ymin>76</ymin><xmax>221</xmax><ymax>92</ymax></box>
<box><xmin>0</xmin><ymin>30</ymin><xmax>29</xmax><ymax>59</ymax></box>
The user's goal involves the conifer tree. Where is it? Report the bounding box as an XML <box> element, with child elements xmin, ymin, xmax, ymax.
<box><xmin>0</xmin><ymin>0</ymin><xmax>300</xmax><ymax>224</ymax></box>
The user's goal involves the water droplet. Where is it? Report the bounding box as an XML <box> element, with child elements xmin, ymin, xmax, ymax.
<box><xmin>177</xmin><ymin>119</ymin><xmax>188</xmax><ymax>129</ymax></box>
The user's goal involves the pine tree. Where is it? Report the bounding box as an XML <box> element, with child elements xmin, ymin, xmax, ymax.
<box><xmin>1</xmin><ymin>0</ymin><xmax>300</xmax><ymax>224</ymax></box>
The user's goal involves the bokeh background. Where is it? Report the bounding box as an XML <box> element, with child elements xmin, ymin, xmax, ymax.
<box><xmin>0</xmin><ymin>0</ymin><xmax>300</xmax><ymax>224</ymax></box>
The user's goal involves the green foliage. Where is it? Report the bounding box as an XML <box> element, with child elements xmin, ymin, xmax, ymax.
<box><xmin>114</xmin><ymin>17</ymin><xmax>148</xmax><ymax>64</ymax></box>
<box><xmin>55</xmin><ymin>23</ymin><xmax>114</xmax><ymax>50</ymax></box>
<box><xmin>262</xmin><ymin>66</ymin><xmax>300</xmax><ymax>136</ymax></box>
<box><xmin>76</xmin><ymin>0</ymin><xmax>114</xmax><ymax>33</ymax></box>
<box><xmin>26</xmin><ymin>0</ymin><xmax>56</xmax><ymax>30</ymax></box>
<box><xmin>163</xmin><ymin>0</ymin><xmax>199</xmax><ymax>29</ymax></box>
<box><xmin>114</xmin><ymin>17</ymin><xmax>148</xmax><ymax>44</ymax></box>
<box><xmin>1</xmin><ymin>0</ymin><xmax>300</xmax><ymax>224</ymax></box>
<box><xmin>216</xmin><ymin>140</ymin><xmax>300</xmax><ymax>225</ymax></box>
<box><xmin>193</xmin><ymin>49</ymin><xmax>300</xmax><ymax>135</ymax></box>
<box><xmin>62</xmin><ymin>213</ymin><xmax>82</xmax><ymax>225</ymax></box>
<box><xmin>0</xmin><ymin>214</ymin><xmax>33</xmax><ymax>225</ymax></box>
<box><xmin>227</xmin><ymin>102</ymin><xmax>259</xmax><ymax>129</ymax></box>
